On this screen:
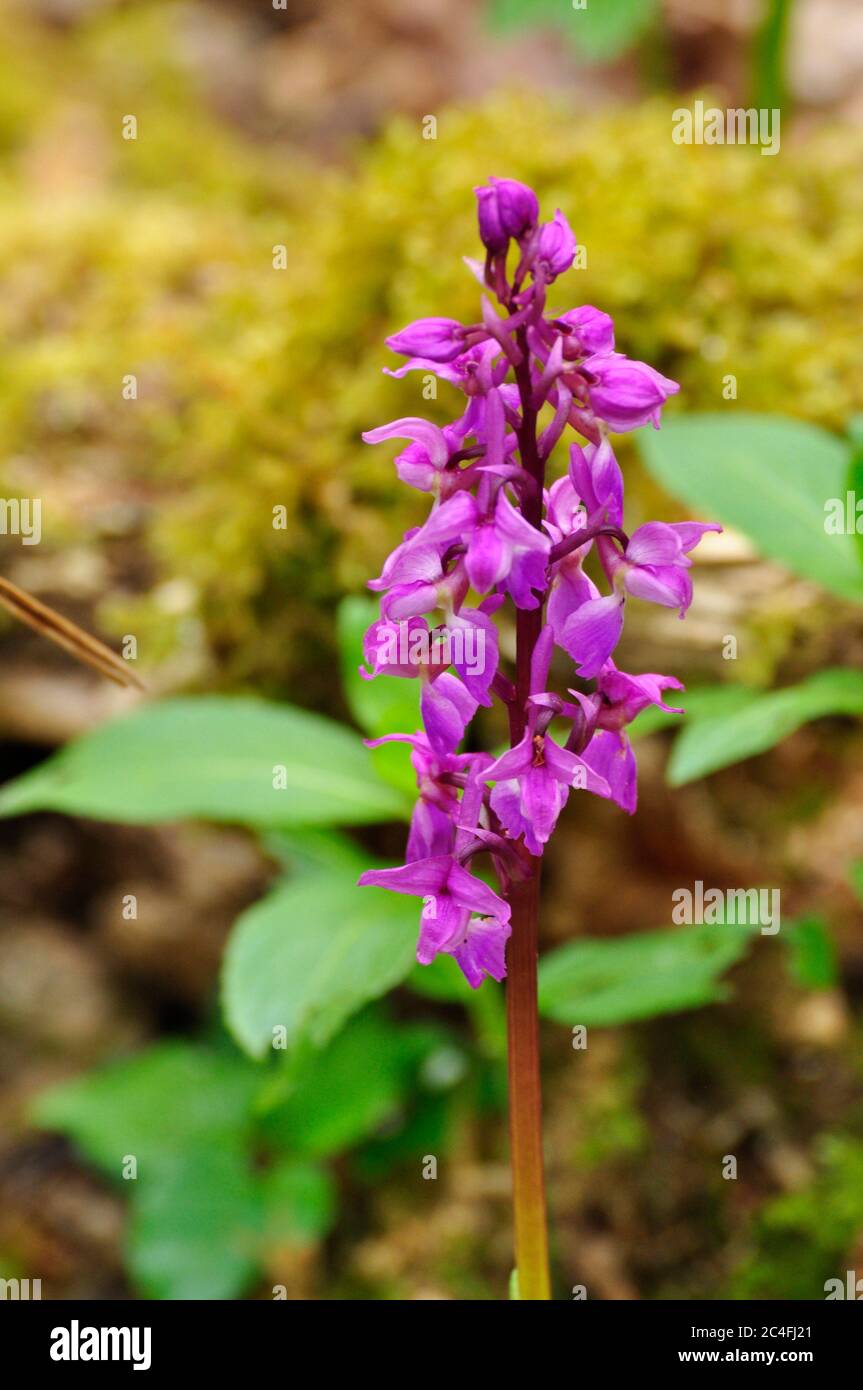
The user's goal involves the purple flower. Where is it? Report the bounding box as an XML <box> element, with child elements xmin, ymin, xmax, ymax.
<box><xmin>386</xmin><ymin>317</ymin><xmax>467</xmax><ymax>363</ymax></box>
<box><xmin>559</xmin><ymin>592</ymin><xmax>625</xmax><ymax>679</ymax></box>
<box><xmin>571</xmin><ymin>661</ymin><xmax>684</xmax><ymax>813</ymax></box>
<box><xmin>358</xmin><ymin>854</ymin><xmax>511</xmax><ymax>987</ymax></box>
<box><xmin>578</xmin><ymin>730</ymin><xmax>638</xmax><ymax>815</ymax></box>
<box><xmin>582</xmin><ymin>352</ymin><xmax>680</xmax><ymax>432</ymax></box>
<box><xmin>361</xmin><ymin>616</ymin><xmax>440</xmax><ymax>680</ymax></box>
<box><xmin>420</xmin><ymin>671</ymin><xmax>477</xmax><ymax>753</ymax></box>
<box><xmin>368</xmin><ymin>539</ymin><xmax>459</xmax><ymax>621</ymax></box>
<box><xmin>464</xmin><ymin>488</ymin><xmax>551</xmax><ymax>609</ymax></box>
<box><xmin>474</xmin><ymin>177</ymin><xmax>539</xmax><ymax>252</ymax></box>
<box><xmin>556</xmin><ymin>305</ymin><xmax>615</xmax><ymax>358</ymax></box>
<box><xmin>363</xmin><ymin>416</ymin><xmax>467</xmax><ymax>493</ymax></box>
<box><xmin>568</xmin><ymin>439</ymin><xmax>623</xmax><ymax>528</ymax></box>
<box><xmin>592</xmin><ymin>661</ymin><xmax>684</xmax><ymax>730</ymax></box>
<box><xmin>384</xmin><ymin>485</ymin><xmax>550</xmax><ymax>612</ymax></box>
<box><xmin>365</xmin><ymin>732</ymin><xmax>475</xmax><ymax>861</ymax></box>
<box><xmin>605</xmin><ymin>521</ymin><xmax>721</xmax><ymax>616</ymax></box>
<box><xmin>443</xmin><ymin>604</ymin><xmax>500</xmax><ymax>705</ymax></box>
<box><xmin>535</xmin><ymin>210</ymin><xmax>577</xmax><ymax>281</ymax></box>
<box><xmin>481</xmin><ymin>629</ymin><xmax>610</xmax><ymax>853</ymax></box>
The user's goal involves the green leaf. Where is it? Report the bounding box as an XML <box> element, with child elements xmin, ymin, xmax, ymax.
<box><xmin>639</xmin><ymin>414</ymin><xmax>863</xmax><ymax>602</ymax></box>
<box><xmin>849</xmin><ymin>859</ymin><xmax>863</xmax><ymax>905</ymax></box>
<box><xmin>261</xmin><ymin>827</ymin><xmax>371</xmax><ymax>876</ymax></box>
<box><xmin>488</xmin><ymin>0</ymin><xmax>658</xmax><ymax>61</ymax></box>
<box><xmin>538</xmin><ymin>925</ymin><xmax>755</xmax><ymax>1027</ymax></box>
<box><xmin>752</xmin><ymin>0</ymin><xmax>793</xmax><ymax>112</ymax></box>
<box><xmin>783</xmin><ymin>917</ymin><xmax>838</xmax><ymax>991</ymax></box>
<box><xmin>31</xmin><ymin>1043</ymin><xmax>259</xmax><ymax>1174</ymax></box>
<box><xmin>129</xmin><ymin>1143</ymin><xmax>259</xmax><ymax>1300</ymax></box>
<box><xmin>259</xmin><ymin>1158</ymin><xmax>336</xmax><ymax>1246</ymax></box>
<box><xmin>667</xmin><ymin>669</ymin><xmax>863</xmax><ymax>784</ymax></box>
<box><xmin>31</xmin><ymin>1043</ymin><xmax>264</xmax><ymax>1301</ymax></box>
<box><xmin>568</xmin><ymin>0</ymin><xmax>659</xmax><ymax>60</ymax></box>
<box><xmin>222</xmin><ymin>865</ymin><xmax>418</xmax><ymax>1058</ymax></box>
<box><xmin>0</xmin><ymin>696</ymin><xmax>407</xmax><ymax>828</ymax></box>
<box><xmin>261</xmin><ymin>1011</ymin><xmax>411</xmax><ymax>1158</ymax></box>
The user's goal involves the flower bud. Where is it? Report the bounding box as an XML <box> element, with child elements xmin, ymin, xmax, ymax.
<box><xmin>474</xmin><ymin>177</ymin><xmax>539</xmax><ymax>252</ymax></box>
<box><xmin>535</xmin><ymin>210</ymin><xmax>577</xmax><ymax>281</ymax></box>
<box><xmin>582</xmin><ymin>353</ymin><xmax>679</xmax><ymax>431</ymax></box>
<box><xmin>556</xmin><ymin>305</ymin><xmax>615</xmax><ymax>357</ymax></box>
<box><xmin>386</xmin><ymin>317</ymin><xmax>465</xmax><ymax>362</ymax></box>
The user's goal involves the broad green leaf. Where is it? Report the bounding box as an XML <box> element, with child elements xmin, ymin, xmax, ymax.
<box><xmin>338</xmin><ymin>596</ymin><xmax>422</xmax><ymax>799</ymax></box>
<box><xmin>32</xmin><ymin>1043</ymin><xmax>263</xmax><ymax>1301</ymax></box>
<box><xmin>31</xmin><ymin>1043</ymin><xmax>259</xmax><ymax>1174</ymax></box>
<box><xmin>639</xmin><ymin>414</ymin><xmax>863</xmax><ymax>602</ymax></box>
<box><xmin>261</xmin><ymin>826</ymin><xmax>370</xmax><ymax>876</ymax></box>
<box><xmin>0</xmin><ymin>697</ymin><xmax>407</xmax><ymax>828</ymax></box>
<box><xmin>129</xmin><ymin>1143</ymin><xmax>259</xmax><ymax>1300</ymax></box>
<box><xmin>222</xmin><ymin>865</ymin><xmax>418</xmax><ymax>1058</ymax></box>
<box><xmin>259</xmin><ymin>1158</ymin><xmax>336</xmax><ymax>1246</ymax></box>
<box><xmin>783</xmin><ymin>917</ymin><xmax>838</xmax><ymax>991</ymax></box>
<box><xmin>261</xmin><ymin>1012</ymin><xmax>411</xmax><ymax>1157</ymax></box>
<box><xmin>668</xmin><ymin>668</ymin><xmax>863</xmax><ymax>784</ymax></box>
<box><xmin>538</xmin><ymin>925</ymin><xmax>754</xmax><ymax>1027</ymax></box>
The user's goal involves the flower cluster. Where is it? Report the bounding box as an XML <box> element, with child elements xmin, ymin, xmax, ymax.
<box><xmin>358</xmin><ymin>178</ymin><xmax>719</xmax><ymax>988</ymax></box>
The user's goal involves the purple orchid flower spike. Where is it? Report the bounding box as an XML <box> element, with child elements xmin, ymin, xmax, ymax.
<box><xmin>357</xmin><ymin>177</ymin><xmax>720</xmax><ymax>1297</ymax></box>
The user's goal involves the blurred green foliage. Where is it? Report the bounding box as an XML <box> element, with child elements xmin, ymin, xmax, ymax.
<box><xmin>32</xmin><ymin>1009</ymin><xmax>461</xmax><ymax>1299</ymax></box>
<box><xmin>729</xmin><ymin>1135</ymin><xmax>863</xmax><ymax>1299</ymax></box>
<box><xmin>488</xmin><ymin>0</ymin><xmax>660</xmax><ymax>63</ymax></box>
<box><xmin>2</xmin><ymin>5</ymin><xmax>863</xmax><ymax>695</ymax></box>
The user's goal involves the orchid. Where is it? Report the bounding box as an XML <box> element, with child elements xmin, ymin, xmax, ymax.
<box><xmin>357</xmin><ymin>178</ymin><xmax>719</xmax><ymax>1297</ymax></box>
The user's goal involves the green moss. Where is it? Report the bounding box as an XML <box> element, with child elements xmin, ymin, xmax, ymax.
<box><xmin>3</xmin><ymin>6</ymin><xmax>863</xmax><ymax>697</ymax></box>
<box><xmin>728</xmin><ymin>1134</ymin><xmax>863</xmax><ymax>1299</ymax></box>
